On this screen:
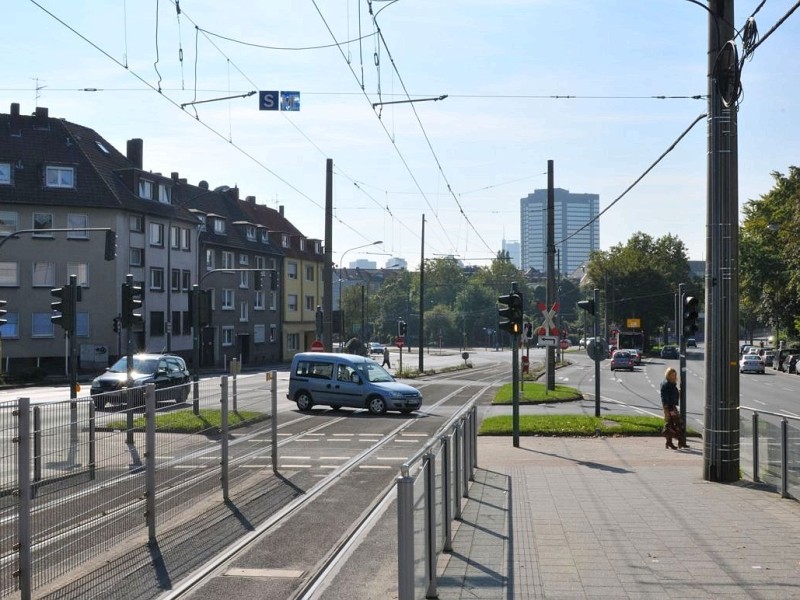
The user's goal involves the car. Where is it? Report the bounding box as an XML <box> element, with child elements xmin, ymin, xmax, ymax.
<box><xmin>762</xmin><ymin>351</ymin><xmax>775</xmax><ymax>367</ymax></box>
<box><xmin>287</xmin><ymin>352</ymin><xmax>422</xmax><ymax>415</ymax></box>
<box><xmin>739</xmin><ymin>355</ymin><xmax>765</xmax><ymax>374</ymax></box>
<box><xmin>610</xmin><ymin>350</ymin><xmax>635</xmax><ymax>371</ymax></box>
<box><xmin>686</xmin><ymin>338</ymin><xmax>698</xmax><ymax>348</ymax></box>
<box><xmin>368</xmin><ymin>342</ymin><xmax>385</xmax><ymax>355</ymax></box>
<box><xmin>620</xmin><ymin>348</ymin><xmax>642</xmax><ymax>365</ymax></box>
<box><xmin>90</xmin><ymin>353</ymin><xmax>191</xmax><ymax>410</ymax></box>
<box><xmin>661</xmin><ymin>345</ymin><xmax>679</xmax><ymax>359</ymax></box>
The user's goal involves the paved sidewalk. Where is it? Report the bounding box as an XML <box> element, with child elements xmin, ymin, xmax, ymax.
<box><xmin>437</xmin><ymin>437</ymin><xmax>800</xmax><ymax>599</ymax></box>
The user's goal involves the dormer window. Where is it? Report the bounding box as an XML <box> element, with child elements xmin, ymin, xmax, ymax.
<box><xmin>45</xmin><ymin>165</ymin><xmax>74</xmax><ymax>188</ymax></box>
<box><xmin>315</xmin><ymin>241</ymin><xmax>323</xmax><ymax>254</ymax></box>
<box><xmin>213</xmin><ymin>218</ymin><xmax>226</xmax><ymax>234</ymax></box>
<box><xmin>138</xmin><ymin>179</ymin><xmax>153</xmax><ymax>199</ymax></box>
<box><xmin>281</xmin><ymin>234</ymin><xmax>289</xmax><ymax>248</ymax></box>
<box><xmin>261</xmin><ymin>230</ymin><xmax>269</xmax><ymax>244</ymax></box>
<box><xmin>246</xmin><ymin>226</ymin><xmax>256</xmax><ymax>241</ymax></box>
<box><xmin>159</xmin><ymin>184</ymin><xmax>171</xmax><ymax>204</ymax></box>
<box><xmin>299</xmin><ymin>239</ymin><xmax>306</xmax><ymax>251</ymax></box>
<box><xmin>0</xmin><ymin>163</ymin><xmax>11</xmax><ymax>185</ymax></box>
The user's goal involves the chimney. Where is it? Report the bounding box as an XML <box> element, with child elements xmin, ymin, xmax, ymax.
<box><xmin>279</xmin><ymin>205</ymin><xmax>284</xmax><ymax>216</ymax></box>
<box><xmin>127</xmin><ymin>138</ymin><xmax>143</xmax><ymax>169</ymax></box>
<box><xmin>171</xmin><ymin>172</ymin><xmax>179</xmax><ymax>181</ymax></box>
<box><xmin>199</xmin><ymin>180</ymin><xmax>209</xmax><ymax>190</ymax></box>
<box><xmin>246</xmin><ymin>195</ymin><xmax>256</xmax><ymax>205</ymax></box>
<box><xmin>10</xmin><ymin>103</ymin><xmax>20</xmax><ymax>117</ymax></box>
<box><xmin>34</xmin><ymin>106</ymin><xmax>49</xmax><ymax>127</ymax></box>
<box><xmin>228</xmin><ymin>186</ymin><xmax>240</xmax><ymax>201</ymax></box>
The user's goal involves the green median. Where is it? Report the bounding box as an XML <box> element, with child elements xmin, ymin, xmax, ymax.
<box><xmin>104</xmin><ymin>408</ymin><xmax>268</xmax><ymax>434</ymax></box>
<box><xmin>494</xmin><ymin>381</ymin><xmax>582</xmax><ymax>404</ymax></box>
<box><xmin>480</xmin><ymin>414</ymin><xmax>700</xmax><ymax>437</ymax></box>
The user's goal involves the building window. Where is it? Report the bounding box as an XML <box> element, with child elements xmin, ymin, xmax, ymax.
<box><xmin>282</xmin><ymin>234</ymin><xmax>289</xmax><ymax>248</ymax></box>
<box><xmin>32</xmin><ymin>312</ymin><xmax>54</xmax><ymax>337</ymax></box>
<box><xmin>0</xmin><ymin>211</ymin><xmax>17</xmax><ymax>236</ymax></box>
<box><xmin>287</xmin><ymin>333</ymin><xmax>299</xmax><ymax>351</ymax></box>
<box><xmin>222</xmin><ymin>326</ymin><xmax>234</xmax><ymax>346</ymax></box>
<box><xmin>254</xmin><ymin>290</ymin><xmax>264</xmax><ymax>310</ymax></box>
<box><xmin>221</xmin><ymin>289</ymin><xmax>234</xmax><ymax>310</ymax></box>
<box><xmin>171</xmin><ymin>268</ymin><xmax>181</xmax><ymax>291</ymax></box>
<box><xmin>0</xmin><ymin>262</ymin><xmax>19</xmax><ymax>286</ymax></box>
<box><xmin>305</xmin><ymin>265</ymin><xmax>314</xmax><ymax>281</ymax></box>
<box><xmin>150</xmin><ymin>311</ymin><xmax>165</xmax><ymax>336</ymax></box>
<box><xmin>130</xmin><ymin>215</ymin><xmax>144</xmax><ymax>232</ymax></box>
<box><xmin>150</xmin><ymin>222</ymin><xmax>164</xmax><ymax>247</ymax></box>
<box><xmin>239</xmin><ymin>301</ymin><xmax>248</xmax><ymax>322</ymax></box>
<box><xmin>213</xmin><ymin>218</ymin><xmax>226</xmax><ymax>234</ymax></box>
<box><xmin>0</xmin><ymin>162</ymin><xmax>10</xmax><ymax>185</ymax></box>
<box><xmin>67</xmin><ymin>262</ymin><xmax>89</xmax><ymax>287</ymax></box>
<box><xmin>76</xmin><ymin>313</ymin><xmax>89</xmax><ymax>338</ymax></box>
<box><xmin>130</xmin><ymin>247</ymin><xmax>144</xmax><ymax>267</ymax></box>
<box><xmin>181</xmin><ymin>228</ymin><xmax>191</xmax><ymax>251</ymax></box>
<box><xmin>288</xmin><ymin>294</ymin><xmax>298</xmax><ymax>312</ymax></box>
<box><xmin>32</xmin><ymin>213</ymin><xmax>53</xmax><ymax>237</ymax></box>
<box><xmin>159</xmin><ymin>184</ymin><xmax>171</xmax><ymax>204</ymax></box>
<box><xmin>239</xmin><ymin>253</ymin><xmax>249</xmax><ymax>266</ymax></box>
<box><xmin>287</xmin><ymin>262</ymin><xmax>298</xmax><ymax>279</ymax></box>
<box><xmin>32</xmin><ymin>262</ymin><xmax>56</xmax><ymax>287</ymax></box>
<box><xmin>269</xmin><ymin>291</ymin><xmax>277</xmax><ymax>311</ymax></box>
<box><xmin>182</xmin><ymin>310</ymin><xmax>191</xmax><ymax>335</ymax></box>
<box><xmin>170</xmin><ymin>225</ymin><xmax>180</xmax><ymax>249</ymax></box>
<box><xmin>150</xmin><ymin>267</ymin><xmax>164</xmax><ymax>291</ymax></box>
<box><xmin>67</xmin><ymin>214</ymin><xmax>88</xmax><ymax>239</ymax></box>
<box><xmin>0</xmin><ymin>313</ymin><xmax>18</xmax><ymax>338</ymax></box>
<box><xmin>138</xmin><ymin>179</ymin><xmax>153</xmax><ymax>199</ymax></box>
<box><xmin>182</xmin><ymin>270</ymin><xmax>191</xmax><ymax>291</ymax></box>
<box><xmin>299</xmin><ymin>239</ymin><xmax>306</xmax><ymax>251</ymax></box>
<box><xmin>245</xmin><ymin>226</ymin><xmax>256</xmax><ymax>241</ymax></box>
<box><xmin>315</xmin><ymin>241</ymin><xmax>322</xmax><ymax>254</ymax></box>
<box><xmin>255</xmin><ymin>256</ymin><xmax>266</xmax><ymax>270</ymax></box>
<box><xmin>222</xmin><ymin>251</ymin><xmax>234</xmax><ymax>270</ymax></box>
<box><xmin>45</xmin><ymin>166</ymin><xmax>75</xmax><ymax>188</ymax></box>
<box><xmin>254</xmin><ymin>324</ymin><xmax>265</xmax><ymax>343</ymax></box>
<box><xmin>305</xmin><ymin>295</ymin><xmax>315</xmax><ymax>311</ymax></box>
<box><xmin>269</xmin><ymin>324</ymin><xmax>276</xmax><ymax>343</ymax></box>
<box><xmin>206</xmin><ymin>249</ymin><xmax>215</xmax><ymax>270</ymax></box>
<box><xmin>239</xmin><ymin>271</ymin><xmax>248</xmax><ymax>289</ymax></box>
<box><xmin>261</xmin><ymin>230</ymin><xmax>269</xmax><ymax>244</ymax></box>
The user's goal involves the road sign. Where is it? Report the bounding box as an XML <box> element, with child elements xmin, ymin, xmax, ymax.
<box><xmin>538</xmin><ymin>302</ymin><xmax>559</xmax><ymax>336</ymax></box>
<box><xmin>539</xmin><ymin>335</ymin><xmax>558</xmax><ymax>346</ymax></box>
<box><xmin>260</xmin><ymin>91</ymin><xmax>301</xmax><ymax>111</ymax></box>
<box><xmin>310</xmin><ymin>339</ymin><xmax>324</xmax><ymax>352</ymax></box>
<box><xmin>396</xmin><ymin>336</ymin><xmax>405</xmax><ymax>348</ymax></box>
<box><xmin>560</xmin><ymin>339</ymin><xmax>570</xmax><ymax>349</ymax></box>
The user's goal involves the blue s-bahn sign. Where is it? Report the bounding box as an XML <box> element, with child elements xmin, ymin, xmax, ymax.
<box><xmin>260</xmin><ymin>91</ymin><xmax>301</xmax><ymax>111</ymax></box>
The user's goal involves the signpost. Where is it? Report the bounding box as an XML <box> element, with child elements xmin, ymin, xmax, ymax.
<box><xmin>539</xmin><ymin>335</ymin><xmax>558</xmax><ymax>346</ymax></box>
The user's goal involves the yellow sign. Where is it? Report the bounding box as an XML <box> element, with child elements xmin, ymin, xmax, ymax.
<box><xmin>626</xmin><ymin>318</ymin><xmax>641</xmax><ymax>329</ymax></box>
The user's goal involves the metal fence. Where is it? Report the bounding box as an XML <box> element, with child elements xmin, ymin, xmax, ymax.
<box><xmin>1</xmin><ymin>371</ymin><xmax>277</xmax><ymax>600</ymax></box>
<box><xmin>740</xmin><ymin>406</ymin><xmax>800</xmax><ymax>500</ymax></box>
<box><xmin>396</xmin><ymin>403</ymin><xmax>477</xmax><ymax>600</ymax></box>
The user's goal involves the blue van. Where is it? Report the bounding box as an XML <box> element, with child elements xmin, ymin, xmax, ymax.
<box><xmin>287</xmin><ymin>352</ymin><xmax>423</xmax><ymax>415</ymax></box>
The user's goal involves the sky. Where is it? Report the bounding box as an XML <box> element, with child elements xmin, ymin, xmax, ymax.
<box><xmin>3</xmin><ymin>0</ymin><xmax>799</xmax><ymax>268</ymax></box>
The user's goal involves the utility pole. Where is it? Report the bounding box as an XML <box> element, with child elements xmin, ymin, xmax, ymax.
<box><xmin>546</xmin><ymin>160</ymin><xmax>556</xmax><ymax>390</ymax></box>
<box><xmin>678</xmin><ymin>282</ymin><xmax>687</xmax><ymax>431</ymax></box>
<box><xmin>705</xmin><ymin>0</ymin><xmax>739</xmax><ymax>482</ymax></box>
<box><xmin>323</xmin><ymin>158</ymin><xmax>334</xmax><ymax>352</ymax></box>
<box><xmin>418</xmin><ymin>214</ymin><xmax>425</xmax><ymax>372</ymax></box>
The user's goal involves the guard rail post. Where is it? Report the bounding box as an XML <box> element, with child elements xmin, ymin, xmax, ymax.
<box><xmin>396</xmin><ymin>469</ymin><xmax>414</xmax><ymax>600</ymax></box>
<box><xmin>442</xmin><ymin>433</ymin><xmax>453</xmax><ymax>552</ymax></box>
<box><xmin>231</xmin><ymin>370</ymin><xmax>238</xmax><ymax>413</ymax></box>
<box><xmin>270</xmin><ymin>370</ymin><xmax>278</xmax><ymax>473</ymax></box>
<box><xmin>145</xmin><ymin>383</ymin><xmax>157</xmax><ymax>542</ymax></box>
<box><xmin>221</xmin><ymin>376</ymin><xmax>230</xmax><ymax>501</ymax></box>
<box><xmin>463</xmin><ymin>416</ymin><xmax>471</xmax><ymax>497</ymax></box>
<box><xmin>17</xmin><ymin>398</ymin><xmax>32</xmax><ymax>600</ymax></box>
<box><xmin>781</xmin><ymin>418</ymin><xmax>788</xmax><ymax>499</ymax></box>
<box><xmin>88</xmin><ymin>399</ymin><xmax>96</xmax><ymax>481</ymax></box>
<box><xmin>752</xmin><ymin>412</ymin><xmax>760</xmax><ymax>483</ymax></box>
<box><xmin>471</xmin><ymin>406</ymin><xmax>478</xmax><ymax>472</ymax></box>
<box><xmin>453</xmin><ymin>424</ymin><xmax>463</xmax><ymax>519</ymax></box>
<box><xmin>424</xmin><ymin>452</ymin><xmax>438</xmax><ymax>600</ymax></box>
<box><xmin>33</xmin><ymin>406</ymin><xmax>42</xmax><ymax>486</ymax></box>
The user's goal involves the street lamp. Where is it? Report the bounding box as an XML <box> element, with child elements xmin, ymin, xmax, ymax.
<box><xmin>337</xmin><ymin>241</ymin><xmax>382</xmax><ymax>347</ymax></box>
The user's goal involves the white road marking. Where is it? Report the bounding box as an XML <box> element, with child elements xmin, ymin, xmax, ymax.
<box><xmin>281</xmin><ymin>464</ymin><xmax>311</xmax><ymax>468</ymax></box>
<box><xmin>282</xmin><ymin>456</ymin><xmax>311</xmax><ymax>460</ymax></box>
<box><xmin>359</xmin><ymin>465</ymin><xmax>392</xmax><ymax>470</ymax></box>
<box><xmin>320</xmin><ymin>456</ymin><xmax>351</xmax><ymax>460</ymax></box>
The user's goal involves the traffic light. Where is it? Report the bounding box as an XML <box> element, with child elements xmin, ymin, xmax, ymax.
<box><xmin>270</xmin><ymin>271</ymin><xmax>278</xmax><ymax>290</ymax></box>
<box><xmin>113</xmin><ymin>316</ymin><xmax>120</xmax><ymax>333</ymax></box>
<box><xmin>498</xmin><ymin>292</ymin><xmax>523</xmax><ymax>335</ymax></box>
<box><xmin>104</xmin><ymin>230</ymin><xmax>117</xmax><ymax>261</ymax></box>
<box><xmin>524</xmin><ymin>321</ymin><xmax>533</xmax><ymax>340</ymax></box>
<box><xmin>577</xmin><ymin>299</ymin><xmax>595</xmax><ymax>315</ymax></box>
<box><xmin>0</xmin><ymin>300</ymin><xmax>6</xmax><ymax>326</ymax></box>
<box><xmin>398</xmin><ymin>321</ymin><xmax>407</xmax><ymax>336</ymax></box>
<box><xmin>51</xmin><ymin>286</ymin><xmax>76</xmax><ymax>332</ymax></box>
<box><xmin>121</xmin><ymin>281</ymin><xmax>144</xmax><ymax>328</ymax></box>
<box><xmin>254</xmin><ymin>271</ymin><xmax>263</xmax><ymax>290</ymax></box>
<box><xmin>683</xmin><ymin>295</ymin><xmax>699</xmax><ymax>336</ymax></box>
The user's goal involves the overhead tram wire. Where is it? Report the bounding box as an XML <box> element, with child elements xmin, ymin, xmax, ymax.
<box><xmin>556</xmin><ymin>112</ymin><xmax>708</xmax><ymax>246</ymax></box>
<box><xmin>27</xmin><ymin>0</ymin><xmax>374</xmax><ymax>246</ymax></box>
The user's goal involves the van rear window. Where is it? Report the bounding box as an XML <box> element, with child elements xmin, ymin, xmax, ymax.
<box><xmin>295</xmin><ymin>360</ymin><xmax>334</xmax><ymax>380</ymax></box>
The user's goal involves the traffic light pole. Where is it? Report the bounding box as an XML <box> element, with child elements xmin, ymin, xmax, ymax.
<box><xmin>67</xmin><ymin>275</ymin><xmax>79</xmax><ymax>444</ymax></box>
<box><xmin>512</xmin><ymin>331</ymin><xmax>520</xmax><ymax>447</ymax></box>
<box><xmin>593</xmin><ymin>288</ymin><xmax>601</xmax><ymax>418</ymax></box>
<box><xmin>678</xmin><ymin>283</ymin><xmax>687</xmax><ymax>433</ymax></box>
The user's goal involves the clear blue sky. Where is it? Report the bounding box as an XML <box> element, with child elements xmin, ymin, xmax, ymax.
<box><xmin>4</xmin><ymin>1</ymin><xmax>798</xmax><ymax>267</ymax></box>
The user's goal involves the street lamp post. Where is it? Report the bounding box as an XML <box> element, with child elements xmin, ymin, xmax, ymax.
<box><xmin>337</xmin><ymin>241</ymin><xmax>382</xmax><ymax>348</ymax></box>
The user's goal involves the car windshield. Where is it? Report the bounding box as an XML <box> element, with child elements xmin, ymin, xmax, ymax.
<box><xmin>109</xmin><ymin>357</ymin><xmax>159</xmax><ymax>374</ymax></box>
<box><xmin>360</xmin><ymin>362</ymin><xmax>394</xmax><ymax>383</ymax></box>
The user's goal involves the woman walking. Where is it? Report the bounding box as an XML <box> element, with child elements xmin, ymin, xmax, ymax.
<box><xmin>660</xmin><ymin>367</ymin><xmax>688</xmax><ymax>449</ymax></box>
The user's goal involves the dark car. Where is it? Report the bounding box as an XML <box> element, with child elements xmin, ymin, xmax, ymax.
<box><xmin>661</xmin><ymin>346</ymin><xmax>679</xmax><ymax>359</ymax></box>
<box><xmin>686</xmin><ymin>338</ymin><xmax>697</xmax><ymax>348</ymax></box>
<box><xmin>90</xmin><ymin>353</ymin><xmax>191</xmax><ymax>410</ymax></box>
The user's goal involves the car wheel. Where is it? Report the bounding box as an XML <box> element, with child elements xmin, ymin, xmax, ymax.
<box><xmin>93</xmin><ymin>396</ymin><xmax>106</xmax><ymax>411</ymax></box>
<box><xmin>295</xmin><ymin>391</ymin><xmax>313</xmax><ymax>411</ymax></box>
<box><xmin>367</xmin><ymin>396</ymin><xmax>387</xmax><ymax>415</ymax></box>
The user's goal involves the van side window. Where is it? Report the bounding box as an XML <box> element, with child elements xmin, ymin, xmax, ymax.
<box><xmin>309</xmin><ymin>361</ymin><xmax>333</xmax><ymax>380</ymax></box>
<box><xmin>337</xmin><ymin>364</ymin><xmax>355</xmax><ymax>382</ymax></box>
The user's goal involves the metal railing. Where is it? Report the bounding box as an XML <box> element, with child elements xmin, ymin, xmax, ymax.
<box><xmin>739</xmin><ymin>406</ymin><xmax>800</xmax><ymax>500</ymax></box>
<box><xmin>396</xmin><ymin>402</ymin><xmax>478</xmax><ymax>600</ymax></box>
<box><xmin>1</xmin><ymin>371</ymin><xmax>278</xmax><ymax>600</ymax></box>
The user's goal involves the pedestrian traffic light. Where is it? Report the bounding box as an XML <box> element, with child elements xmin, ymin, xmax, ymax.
<box><xmin>399</xmin><ymin>321</ymin><xmax>407</xmax><ymax>336</ymax></box>
<box><xmin>498</xmin><ymin>292</ymin><xmax>523</xmax><ymax>335</ymax></box>
<box><xmin>683</xmin><ymin>295</ymin><xmax>699</xmax><ymax>336</ymax></box>
<box><xmin>577</xmin><ymin>299</ymin><xmax>595</xmax><ymax>315</ymax></box>
<box><xmin>51</xmin><ymin>286</ymin><xmax>76</xmax><ymax>332</ymax></box>
<box><xmin>0</xmin><ymin>300</ymin><xmax>6</xmax><ymax>326</ymax></box>
<box><xmin>524</xmin><ymin>321</ymin><xmax>534</xmax><ymax>340</ymax></box>
<box><xmin>113</xmin><ymin>316</ymin><xmax>120</xmax><ymax>333</ymax></box>
<box><xmin>121</xmin><ymin>281</ymin><xmax>144</xmax><ymax>328</ymax></box>
<box><xmin>104</xmin><ymin>230</ymin><xmax>117</xmax><ymax>261</ymax></box>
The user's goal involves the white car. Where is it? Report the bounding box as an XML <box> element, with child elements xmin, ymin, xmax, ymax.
<box><xmin>739</xmin><ymin>355</ymin><xmax>765</xmax><ymax>374</ymax></box>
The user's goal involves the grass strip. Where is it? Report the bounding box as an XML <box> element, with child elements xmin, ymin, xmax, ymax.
<box><xmin>104</xmin><ymin>408</ymin><xmax>267</xmax><ymax>434</ymax></box>
<box><xmin>480</xmin><ymin>414</ymin><xmax>699</xmax><ymax>437</ymax></box>
<box><xmin>494</xmin><ymin>381</ymin><xmax>582</xmax><ymax>404</ymax></box>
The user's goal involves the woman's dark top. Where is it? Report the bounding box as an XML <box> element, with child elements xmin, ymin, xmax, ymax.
<box><xmin>660</xmin><ymin>379</ymin><xmax>679</xmax><ymax>408</ymax></box>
